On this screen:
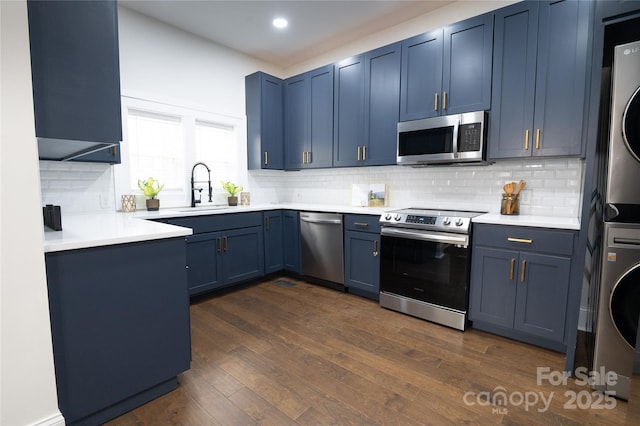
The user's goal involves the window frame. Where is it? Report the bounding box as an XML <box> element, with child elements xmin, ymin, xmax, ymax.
<box><xmin>115</xmin><ymin>95</ymin><xmax>247</xmax><ymax>210</ymax></box>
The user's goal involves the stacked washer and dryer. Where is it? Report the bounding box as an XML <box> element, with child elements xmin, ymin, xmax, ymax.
<box><xmin>593</xmin><ymin>40</ymin><xmax>640</xmax><ymax>400</ymax></box>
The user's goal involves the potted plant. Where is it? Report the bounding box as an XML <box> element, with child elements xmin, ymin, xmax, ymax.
<box><xmin>221</xmin><ymin>181</ymin><xmax>243</xmax><ymax>206</ymax></box>
<box><xmin>138</xmin><ymin>177</ymin><xmax>164</xmax><ymax>211</ymax></box>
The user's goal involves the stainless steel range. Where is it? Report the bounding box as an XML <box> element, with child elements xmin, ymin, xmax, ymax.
<box><xmin>379</xmin><ymin>208</ymin><xmax>484</xmax><ymax>330</ymax></box>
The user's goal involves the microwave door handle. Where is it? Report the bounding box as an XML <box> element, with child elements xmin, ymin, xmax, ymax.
<box><xmin>381</xmin><ymin>227</ymin><xmax>469</xmax><ymax>247</ymax></box>
<box><xmin>450</xmin><ymin>120</ymin><xmax>459</xmax><ymax>157</ymax></box>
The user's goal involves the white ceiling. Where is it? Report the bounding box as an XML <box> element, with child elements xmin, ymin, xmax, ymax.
<box><xmin>120</xmin><ymin>1</ymin><xmax>454</xmax><ymax>68</ymax></box>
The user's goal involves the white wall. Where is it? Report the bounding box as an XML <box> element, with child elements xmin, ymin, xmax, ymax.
<box><xmin>0</xmin><ymin>1</ymin><xmax>64</xmax><ymax>425</ymax></box>
<box><xmin>284</xmin><ymin>0</ymin><xmax>519</xmax><ymax>76</ymax></box>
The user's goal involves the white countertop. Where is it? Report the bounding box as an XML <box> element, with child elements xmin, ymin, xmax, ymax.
<box><xmin>472</xmin><ymin>213</ymin><xmax>580</xmax><ymax>230</ymax></box>
<box><xmin>44</xmin><ymin>203</ymin><xmax>580</xmax><ymax>252</ymax></box>
<box><xmin>44</xmin><ymin>212</ymin><xmax>193</xmax><ymax>253</ymax></box>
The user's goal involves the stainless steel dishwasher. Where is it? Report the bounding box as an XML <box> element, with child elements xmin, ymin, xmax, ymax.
<box><xmin>300</xmin><ymin>212</ymin><xmax>344</xmax><ymax>285</ymax></box>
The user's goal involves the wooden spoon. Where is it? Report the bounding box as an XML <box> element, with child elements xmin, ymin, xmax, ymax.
<box><xmin>513</xmin><ymin>179</ymin><xmax>526</xmax><ymax>196</ymax></box>
<box><xmin>503</xmin><ymin>182</ymin><xmax>515</xmax><ymax>195</ymax></box>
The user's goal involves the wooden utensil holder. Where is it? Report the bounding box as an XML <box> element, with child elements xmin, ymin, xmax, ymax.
<box><xmin>501</xmin><ymin>193</ymin><xmax>520</xmax><ymax>215</ymax></box>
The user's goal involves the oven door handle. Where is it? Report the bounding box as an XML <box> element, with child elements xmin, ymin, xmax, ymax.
<box><xmin>381</xmin><ymin>227</ymin><xmax>469</xmax><ymax>247</ymax></box>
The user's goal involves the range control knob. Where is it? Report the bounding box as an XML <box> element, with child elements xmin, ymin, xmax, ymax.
<box><xmin>455</xmin><ymin>218</ymin><xmax>464</xmax><ymax>227</ymax></box>
<box><xmin>394</xmin><ymin>214</ymin><xmax>402</xmax><ymax>221</ymax></box>
<box><xmin>385</xmin><ymin>214</ymin><xmax>392</xmax><ymax>220</ymax></box>
<box><xmin>442</xmin><ymin>217</ymin><xmax>451</xmax><ymax>225</ymax></box>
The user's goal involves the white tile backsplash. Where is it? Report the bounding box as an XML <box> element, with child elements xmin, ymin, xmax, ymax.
<box><xmin>40</xmin><ymin>157</ymin><xmax>584</xmax><ymax>218</ymax></box>
<box><xmin>40</xmin><ymin>161</ymin><xmax>115</xmax><ymax>213</ymax></box>
<box><xmin>248</xmin><ymin>158</ymin><xmax>584</xmax><ymax>218</ymax></box>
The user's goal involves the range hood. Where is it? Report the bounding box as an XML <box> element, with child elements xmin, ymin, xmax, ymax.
<box><xmin>37</xmin><ymin>137</ymin><xmax>117</xmax><ymax>161</ymax></box>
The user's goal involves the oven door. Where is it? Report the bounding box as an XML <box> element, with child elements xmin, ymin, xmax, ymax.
<box><xmin>380</xmin><ymin>227</ymin><xmax>471</xmax><ymax>311</ymax></box>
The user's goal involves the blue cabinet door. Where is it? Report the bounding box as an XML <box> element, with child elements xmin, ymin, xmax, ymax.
<box><xmin>285</xmin><ymin>66</ymin><xmax>334</xmax><ymax>169</ymax></box>
<box><xmin>442</xmin><ymin>13</ymin><xmax>494</xmax><ymax>115</ymax></box>
<box><xmin>264</xmin><ymin>211</ymin><xmax>284</xmax><ymax>274</ymax></box>
<box><xmin>489</xmin><ymin>2</ymin><xmax>538</xmax><ymax>158</ymax></box>
<box><xmin>284</xmin><ymin>75</ymin><xmax>307</xmax><ymax>170</ymax></box>
<box><xmin>186</xmin><ymin>232</ymin><xmax>223</xmax><ymax>295</ymax></box>
<box><xmin>308</xmin><ymin>65</ymin><xmax>334</xmax><ymax>168</ymax></box>
<box><xmin>364</xmin><ymin>43</ymin><xmax>401</xmax><ymax>166</ymax></box>
<box><xmin>333</xmin><ymin>55</ymin><xmax>365</xmax><ymax>167</ymax></box>
<box><xmin>490</xmin><ymin>1</ymin><xmax>539</xmax><ymax>159</ymax></box>
<box><xmin>222</xmin><ymin>226</ymin><xmax>265</xmax><ymax>285</ymax></box>
<box><xmin>344</xmin><ymin>230</ymin><xmax>380</xmax><ymax>300</ymax></box>
<box><xmin>27</xmin><ymin>0</ymin><xmax>122</xmax><ymax>162</ymax></box>
<box><xmin>469</xmin><ymin>246</ymin><xmax>518</xmax><ymax>329</ymax></box>
<box><xmin>400</xmin><ymin>29</ymin><xmax>443</xmax><ymax>121</ymax></box>
<box><xmin>246</xmin><ymin>72</ymin><xmax>284</xmax><ymax>169</ymax></box>
<box><xmin>532</xmin><ymin>0</ymin><xmax>590</xmax><ymax>157</ymax></box>
<box><xmin>514</xmin><ymin>252</ymin><xmax>571</xmax><ymax>342</ymax></box>
<box><xmin>283</xmin><ymin>210</ymin><xmax>301</xmax><ymax>273</ymax></box>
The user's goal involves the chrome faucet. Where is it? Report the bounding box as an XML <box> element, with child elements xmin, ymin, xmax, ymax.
<box><xmin>191</xmin><ymin>162</ymin><xmax>212</xmax><ymax>207</ymax></box>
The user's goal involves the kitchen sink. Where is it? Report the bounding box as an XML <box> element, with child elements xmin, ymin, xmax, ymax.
<box><xmin>177</xmin><ymin>205</ymin><xmax>230</xmax><ymax>212</ymax></box>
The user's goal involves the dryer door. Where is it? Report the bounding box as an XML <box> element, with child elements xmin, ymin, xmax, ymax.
<box><xmin>610</xmin><ymin>263</ymin><xmax>640</xmax><ymax>348</ymax></box>
<box><xmin>623</xmin><ymin>86</ymin><xmax>640</xmax><ymax>162</ymax></box>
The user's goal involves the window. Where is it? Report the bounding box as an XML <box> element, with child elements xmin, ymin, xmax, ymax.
<box><xmin>115</xmin><ymin>96</ymin><xmax>247</xmax><ymax>209</ymax></box>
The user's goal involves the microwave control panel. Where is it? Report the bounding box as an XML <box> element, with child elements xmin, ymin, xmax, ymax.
<box><xmin>458</xmin><ymin>123</ymin><xmax>482</xmax><ymax>152</ymax></box>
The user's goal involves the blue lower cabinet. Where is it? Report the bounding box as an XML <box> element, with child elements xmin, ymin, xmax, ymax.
<box><xmin>186</xmin><ymin>232</ymin><xmax>223</xmax><ymax>295</ymax></box>
<box><xmin>222</xmin><ymin>226</ymin><xmax>265</xmax><ymax>285</ymax></box>
<box><xmin>44</xmin><ymin>237</ymin><xmax>191</xmax><ymax>425</ymax></box>
<box><xmin>186</xmin><ymin>227</ymin><xmax>264</xmax><ymax>295</ymax></box>
<box><xmin>344</xmin><ymin>214</ymin><xmax>381</xmax><ymax>300</ymax></box>
<box><xmin>264</xmin><ymin>211</ymin><xmax>284</xmax><ymax>274</ymax></box>
<box><xmin>283</xmin><ymin>210</ymin><xmax>301</xmax><ymax>274</ymax></box>
<box><xmin>469</xmin><ymin>224</ymin><xmax>574</xmax><ymax>351</ymax></box>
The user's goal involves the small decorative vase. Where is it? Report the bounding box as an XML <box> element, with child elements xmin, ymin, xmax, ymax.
<box><xmin>146</xmin><ymin>198</ymin><xmax>160</xmax><ymax>211</ymax></box>
<box><xmin>121</xmin><ymin>194</ymin><xmax>136</xmax><ymax>212</ymax></box>
<box><xmin>227</xmin><ymin>196</ymin><xmax>238</xmax><ymax>206</ymax></box>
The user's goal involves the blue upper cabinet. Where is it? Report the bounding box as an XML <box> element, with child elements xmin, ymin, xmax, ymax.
<box><xmin>334</xmin><ymin>43</ymin><xmax>401</xmax><ymax>167</ymax></box>
<box><xmin>246</xmin><ymin>72</ymin><xmax>284</xmax><ymax>169</ymax></box>
<box><xmin>442</xmin><ymin>13</ymin><xmax>494</xmax><ymax>115</ymax></box>
<box><xmin>27</xmin><ymin>0</ymin><xmax>123</xmax><ymax>163</ymax></box>
<box><xmin>490</xmin><ymin>0</ymin><xmax>592</xmax><ymax>160</ymax></box>
<box><xmin>400</xmin><ymin>30</ymin><xmax>443</xmax><ymax>121</ymax></box>
<box><xmin>400</xmin><ymin>14</ymin><xmax>493</xmax><ymax>121</ymax></box>
<box><xmin>284</xmin><ymin>65</ymin><xmax>334</xmax><ymax>169</ymax></box>
<box><xmin>333</xmin><ymin>55</ymin><xmax>366</xmax><ymax>167</ymax></box>
<box><xmin>364</xmin><ymin>43</ymin><xmax>402</xmax><ymax>167</ymax></box>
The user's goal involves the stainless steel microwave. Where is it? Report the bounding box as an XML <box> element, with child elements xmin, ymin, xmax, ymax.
<box><xmin>397</xmin><ymin>111</ymin><xmax>488</xmax><ymax>166</ymax></box>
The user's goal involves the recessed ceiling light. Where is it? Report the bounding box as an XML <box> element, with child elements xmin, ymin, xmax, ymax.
<box><xmin>272</xmin><ymin>17</ymin><xmax>288</xmax><ymax>29</ymax></box>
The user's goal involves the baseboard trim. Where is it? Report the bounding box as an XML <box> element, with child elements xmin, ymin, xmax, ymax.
<box><xmin>32</xmin><ymin>412</ymin><xmax>65</xmax><ymax>426</ymax></box>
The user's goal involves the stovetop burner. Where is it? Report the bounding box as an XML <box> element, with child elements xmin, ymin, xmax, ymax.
<box><xmin>379</xmin><ymin>207</ymin><xmax>485</xmax><ymax>234</ymax></box>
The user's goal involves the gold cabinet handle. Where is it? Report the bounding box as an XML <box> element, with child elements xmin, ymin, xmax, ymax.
<box><xmin>507</xmin><ymin>237</ymin><xmax>533</xmax><ymax>244</ymax></box>
<box><xmin>524</xmin><ymin>130</ymin><xmax>530</xmax><ymax>150</ymax></box>
<box><xmin>217</xmin><ymin>237</ymin><xmax>222</xmax><ymax>253</ymax></box>
<box><xmin>434</xmin><ymin>92</ymin><xmax>439</xmax><ymax>111</ymax></box>
<box><xmin>302</xmin><ymin>152</ymin><xmax>306</xmax><ymax>164</ymax></box>
<box><xmin>520</xmin><ymin>260</ymin><xmax>526</xmax><ymax>282</ymax></box>
<box><xmin>535</xmin><ymin>129</ymin><xmax>541</xmax><ymax>150</ymax></box>
<box><xmin>357</xmin><ymin>146</ymin><xmax>361</xmax><ymax>161</ymax></box>
<box><xmin>362</xmin><ymin>145</ymin><xmax>367</xmax><ymax>161</ymax></box>
<box><xmin>509</xmin><ymin>258</ymin><xmax>515</xmax><ymax>281</ymax></box>
<box><xmin>264</xmin><ymin>151</ymin><xmax>268</xmax><ymax>165</ymax></box>
<box><xmin>373</xmin><ymin>240</ymin><xmax>378</xmax><ymax>257</ymax></box>
<box><xmin>223</xmin><ymin>236</ymin><xmax>228</xmax><ymax>253</ymax></box>
<box><xmin>442</xmin><ymin>91</ymin><xmax>447</xmax><ymax>110</ymax></box>
<box><xmin>307</xmin><ymin>151</ymin><xmax>311</xmax><ymax>164</ymax></box>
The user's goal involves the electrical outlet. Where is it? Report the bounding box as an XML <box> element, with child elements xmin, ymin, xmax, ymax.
<box><xmin>99</xmin><ymin>194</ymin><xmax>111</xmax><ymax>209</ymax></box>
<box><xmin>520</xmin><ymin>189</ymin><xmax>532</xmax><ymax>205</ymax></box>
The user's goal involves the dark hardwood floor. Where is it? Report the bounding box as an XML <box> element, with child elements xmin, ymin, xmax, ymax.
<box><xmin>107</xmin><ymin>277</ymin><xmax>630</xmax><ymax>425</ymax></box>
